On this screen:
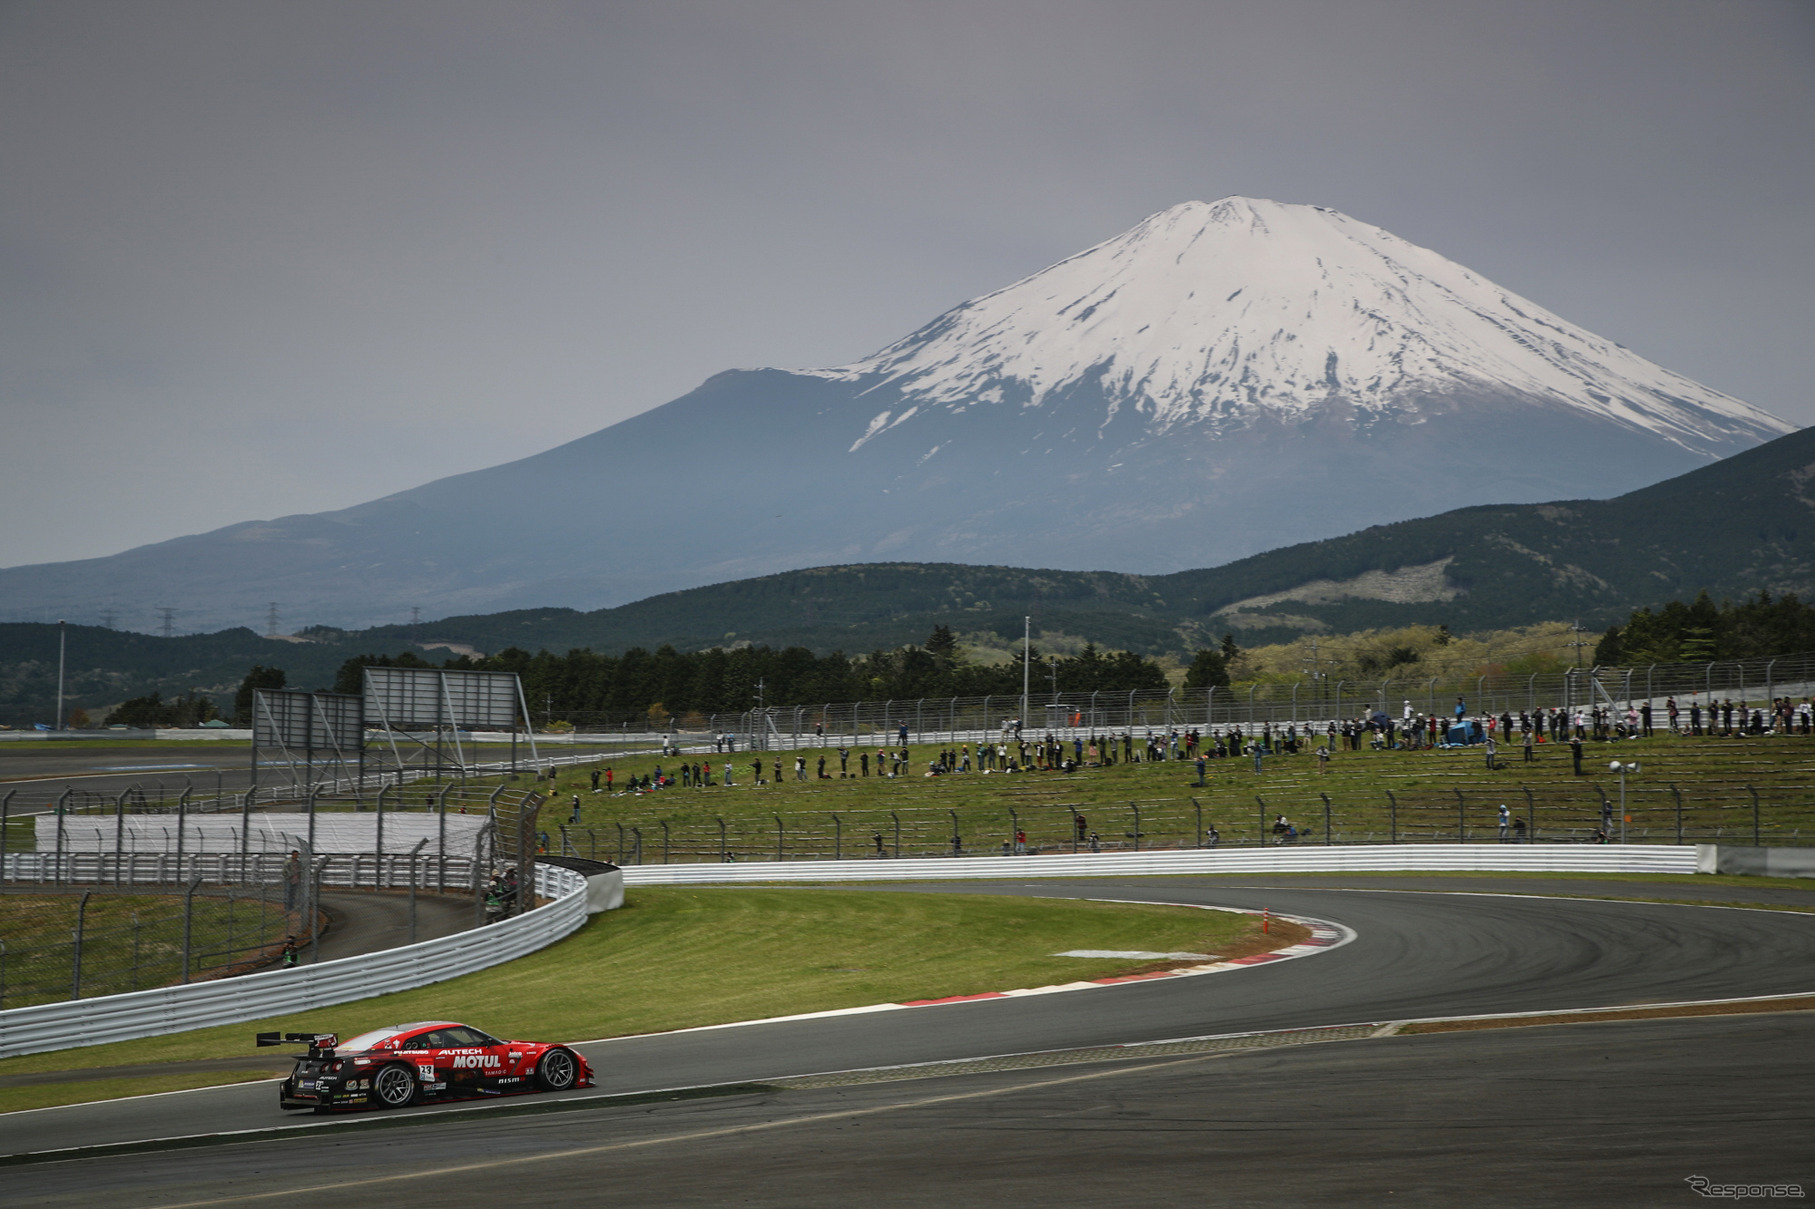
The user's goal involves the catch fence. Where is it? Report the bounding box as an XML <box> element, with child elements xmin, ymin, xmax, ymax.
<box><xmin>558</xmin><ymin>779</ymin><xmax>1815</xmax><ymax>866</ymax></box>
<box><xmin>630</xmin><ymin>652</ymin><xmax>1815</xmax><ymax>751</ymax></box>
<box><xmin>0</xmin><ymin>878</ymin><xmax>295</xmax><ymax>1012</ymax></box>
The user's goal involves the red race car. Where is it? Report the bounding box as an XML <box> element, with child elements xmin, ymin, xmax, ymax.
<box><xmin>263</xmin><ymin>1020</ymin><xmax>593</xmax><ymax>1112</ymax></box>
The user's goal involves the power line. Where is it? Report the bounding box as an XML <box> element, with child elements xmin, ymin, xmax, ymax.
<box><xmin>1566</xmin><ymin>620</ymin><xmax>1594</xmax><ymax>668</ymax></box>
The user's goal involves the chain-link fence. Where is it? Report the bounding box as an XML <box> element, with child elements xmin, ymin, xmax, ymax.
<box><xmin>0</xmin><ymin>879</ymin><xmax>301</xmax><ymax>1011</ymax></box>
<box><xmin>592</xmin><ymin>652</ymin><xmax>1815</xmax><ymax>751</ymax></box>
<box><xmin>558</xmin><ymin>776</ymin><xmax>1815</xmax><ymax>865</ymax></box>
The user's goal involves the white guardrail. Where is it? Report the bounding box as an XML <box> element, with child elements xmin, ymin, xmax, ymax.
<box><xmin>618</xmin><ymin>843</ymin><xmax>1702</xmax><ymax>884</ymax></box>
<box><xmin>0</xmin><ymin>864</ymin><xmax>589</xmax><ymax>1059</ymax></box>
<box><xmin>0</xmin><ymin>845</ymin><xmax>1705</xmax><ymax>1059</ymax></box>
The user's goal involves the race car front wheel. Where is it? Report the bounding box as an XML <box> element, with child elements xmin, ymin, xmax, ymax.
<box><xmin>535</xmin><ymin>1048</ymin><xmax>578</xmax><ymax>1092</ymax></box>
<box><xmin>373</xmin><ymin>1064</ymin><xmax>419</xmax><ymax>1109</ymax></box>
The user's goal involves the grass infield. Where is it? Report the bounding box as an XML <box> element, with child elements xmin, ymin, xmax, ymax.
<box><xmin>0</xmin><ymin>886</ymin><xmax>1263</xmax><ymax>1113</ymax></box>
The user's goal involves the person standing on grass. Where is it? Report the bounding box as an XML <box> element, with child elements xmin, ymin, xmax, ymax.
<box><xmin>1571</xmin><ymin>737</ymin><xmax>1584</xmax><ymax>776</ymax></box>
<box><xmin>590</xmin><ymin>768</ymin><xmax>600</xmax><ymax>791</ymax></box>
<box><xmin>570</xmin><ymin>794</ymin><xmax>582</xmax><ymax>823</ymax></box>
<box><xmin>752</xmin><ymin>759</ymin><xmax>764</xmax><ymax>785</ymax></box>
<box><xmin>1484</xmin><ymin>735</ymin><xmax>1497</xmax><ymax>771</ymax></box>
<box><xmin>1523</xmin><ymin>728</ymin><xmax>1535</xmax><ymax>762</ymax></box>
<box><xmin>861</xmin><ymin>752</ymin><xmax>870</xmax><ymax>777</ymax></box>
<box><xmin>1498</xmin><ymin>804</ymin><xmax>1510</xmax><ymax>841</ymax></box>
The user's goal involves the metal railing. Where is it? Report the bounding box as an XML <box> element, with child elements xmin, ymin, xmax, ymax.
<box><xmin>615</xmin><ymin>843</ymin><xmax>1700</xmax><ymax>884</ymax></box>
<box><xmin>603</xmin><ymin>652</ymin><xmax>1815</xmax><ymax>751</ymax></box>
<box><xmin>0</xmin><ymin>863</ymin><xmax>587</xmax><ymax>1059</ymax></box>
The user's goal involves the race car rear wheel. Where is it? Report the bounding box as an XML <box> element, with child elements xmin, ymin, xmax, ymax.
<box><xmin>373</xmin><ymin>1063</ymin><xmax>419</xmax><ymax>1109</ymax></box>
<box><xmin>534</xmin><ymin>1047</ymin><xmax>578</xmax><ymax>1092</ymax></box>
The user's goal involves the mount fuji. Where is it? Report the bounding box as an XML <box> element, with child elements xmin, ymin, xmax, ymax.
<box><xmin>1</xmin><ymin>197</ymin><xmax>1793</xmax><ymax>632</ymax></box>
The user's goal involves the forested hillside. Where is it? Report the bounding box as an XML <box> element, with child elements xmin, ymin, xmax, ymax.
<box><xmin>4</xmin><ymin>425</ymin><xmax>1807</xmax><ymax>726</ymax></box>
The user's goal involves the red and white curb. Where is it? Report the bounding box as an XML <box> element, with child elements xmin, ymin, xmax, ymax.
<box><xmin>578</xmin><ymin>902</ymin><xmax>1355</xmax><ymax>1044</ymax></box>
<box><xmin>900</xmin><ymin>903</ymin><xmax>1353</xmax><ymax>1006</ymax></box>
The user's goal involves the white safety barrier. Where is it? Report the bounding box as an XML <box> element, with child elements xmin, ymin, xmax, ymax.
<box><xmin>1697</xmin><ymin>844</ymin><xmax>1815</xmax><ymax>879</ymax></box>
<box><xmin>0</xmin><ymin>865</ymin><xmax>588</xmax><ymax>1059</ymax></box>
<box><xmin>619</xmin><ymin>844</ymin><xmax>1700</xmax><ymax>884</ymax></box>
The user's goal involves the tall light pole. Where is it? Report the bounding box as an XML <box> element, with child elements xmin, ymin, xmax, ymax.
<box><xmin>1609</xmin><ymin>760</ymin><xmax>1640</xmax><ymax>845</ymax></box>
<box><xmin>1021</xmin><ymin>616</ymin><xmax>1030</xmax><ymax>734</ymax></box>
<box><xmin>55</xmin><ymin>619</ymin><xmax>66</xmax><ymax>732</ymax></box>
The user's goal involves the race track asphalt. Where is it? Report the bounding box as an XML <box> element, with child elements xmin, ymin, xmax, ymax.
<box><xmin>11</xmin><ymin>1014</ymin><xmax>1810</xmax><ymax>1208</ymax></box>
<box><xmin>3</xmin><ymin>875</ymin><xmax>1812</xmax><ymax>1206</ymax></box>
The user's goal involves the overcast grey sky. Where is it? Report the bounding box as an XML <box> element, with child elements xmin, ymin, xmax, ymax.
<box><xmin>3</xmin><ymin>0</ymin><xmax>1811</xmax><ymax>571</ymax></box>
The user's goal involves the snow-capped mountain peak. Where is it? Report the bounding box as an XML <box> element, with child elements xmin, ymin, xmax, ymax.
<box><xmin>807</xmin><ymin>197</ymin><xmax>1790</xmax><ymax>455</ymax></box>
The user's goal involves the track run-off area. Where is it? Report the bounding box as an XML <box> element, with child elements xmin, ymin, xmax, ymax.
<box><xmin>4</xmin><ymin>872</ymin><xmax>1814</xmax><ymax>1207</ymax></box>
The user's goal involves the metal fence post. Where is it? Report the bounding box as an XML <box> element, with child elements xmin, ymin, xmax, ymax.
<box><xmin>891</xmin><ymin>810</ymin><xmax>900</xmax><ymax>859</ymax></box>
<box><xmin>773</xmin><ymin>814</ymin><xmax>783</xmax><ymax>862</ymax></box>
<box><xmin>1385</xmin><ymin>791</ymin><xmax>1398</xmax><ymax>844</ymax></box>
<box><xmin>55</xmin><ymin>787</ymin><xmax>71</xmax><ymax>886</ymax></box>
<box><xmin>718</xmin><ymin>817</ymin><xmax>728</xmax><ymax>863</ymax></box>
<box><xmin>832</xmin><ymin>813</ymin><xmax>842</xmax><ymax>861</ymax></box>
<box><xmin>1750</xmin><ymin>785</ymin><xmax>1760</xmax><ymax>847</ymax></box>
<box><xmin>408</xmin><ymin>838</ymin><xmax>428</xmax><ymax>944</ymax></box>
<box><xmin>660</xmin><ymin>820</ymin><xmax>670</xmax><ymax>865</ymax></box>
<box><xmin>375</xmin><ymin>784</ymin><xmax>390</xmax><ymax>870</ymax></box>
<box><xmin>71</xmin><ymin>890</ymin><xmax>92</xmax><ymax>999</ymax></box>
<box><xmin>1255</xmin><ymin>795</ymin><xmax>1268</xmax><ymax>847</ymax></box>
<box><xmin>181</xmin><ymin>877</ymin><xmax>201</xmax><ymax>983</ymax></box>
<box><xmin>1454</xmin><ymin>789</ymin><xmax>1465</xmax><ymax>843</ymax></box>
<box><xmin>1319</xmin><ymin>793</ymin><xmax>1332</xmax><ymax>845</ymax></box>
<box><xmin>175</xmin><ymin>787</ymin><xmax>193</xmax><ymax>885</ymax></box>
<box><xmin>1671</xmin><ymin>784</ymin><xmax>1684</xmax><ymax>845</ymax></box>
<box><xmin>310</xmin><ymin>857</ymin><xmax>328</xmax><ymax>963</ymax></box>
<box><xmin>1193</xmin><ymin>797</ymin><xmax>1202</xmax><ymax>849</ymax></box>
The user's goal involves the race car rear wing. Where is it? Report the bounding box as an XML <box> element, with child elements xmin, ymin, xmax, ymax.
<box><xmin>257</xmin><ymin>1031</ymin><xmax>339</xmax><ymax>1057</ymax></box>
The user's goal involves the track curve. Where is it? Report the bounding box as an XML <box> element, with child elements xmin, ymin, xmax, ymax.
<box><xmin>5</xmin><ymin>875</ymin><xmax>1814</xmax><ymax>1160</ymax></box>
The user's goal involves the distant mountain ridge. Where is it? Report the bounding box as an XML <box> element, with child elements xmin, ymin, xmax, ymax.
<box><xmin>806</xmin><ymin>198</ymin><xmax>1780</xmax><ymax>455</ymax></box>
<box><xmin>0</xmin><ymin>197</ymin><xmax>1792</xmax><ymax>633</ymax></box>
<box><xmin>6</xmin><ymin>422</ymin><xmax>1808</xmax><ymax>725</ymax></box>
